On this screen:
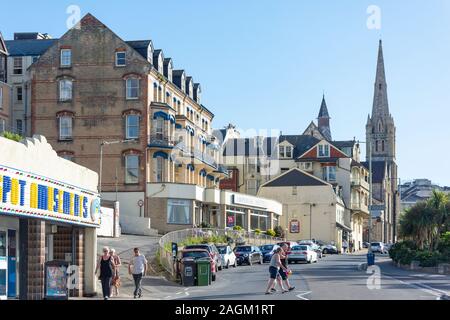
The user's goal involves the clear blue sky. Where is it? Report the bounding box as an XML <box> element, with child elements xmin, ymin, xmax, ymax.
<box><xmin>3</xmin><ymin>0</ymin><xmax>450</xmax><ymax>185</ymax></box>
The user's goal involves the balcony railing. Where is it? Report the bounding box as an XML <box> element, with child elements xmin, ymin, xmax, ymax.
<box><xmin>351</xmin><ymin>178</ymin><xmax>369</xmax><ymax>190</ymax></box>
<box><xmin>148</xmin><ymin>134</ymin><xmax>176</xmax><ymax>147</ymax></box>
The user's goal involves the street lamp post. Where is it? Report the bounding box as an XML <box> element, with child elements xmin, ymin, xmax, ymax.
<box><xmin>99</xmin><ymin>139</ymin><xmax>136</xmax><ymax>194</ymax></box>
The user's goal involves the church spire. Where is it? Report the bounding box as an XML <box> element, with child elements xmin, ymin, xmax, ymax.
<box><xmin>372</xmin><ymin>39</ymin><xmax>389</xmax><ymax>118</ymax></box>
<box><xmin>317</xmin><ymin>94</ymin><xmax>332</xmax><ymax>141</ymax></box>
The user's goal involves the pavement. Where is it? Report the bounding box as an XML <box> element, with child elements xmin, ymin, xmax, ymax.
<box><xmin>90</xmin><ymin>238</ymin><xmax>450</xmax><ymax>300</ymax></box>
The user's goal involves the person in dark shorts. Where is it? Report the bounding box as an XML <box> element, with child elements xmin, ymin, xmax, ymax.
<box><xmin>274</xmin><ymin>243</ymin><xmax>295</xmax><ymax>292</ymax></box>
<box><xmin>265</xmin><ymin>247</ymin><xmax>288</xmax><ymax>294</ymax></box>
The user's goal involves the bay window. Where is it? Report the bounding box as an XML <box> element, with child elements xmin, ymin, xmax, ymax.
<box><xmin>167</xmin><ymin>199</ymin><xmax>192</xmax><ymax>225</ymax></box>
<box><xmin>322</xmin><ymin>166</ymin><xmax>336</xmax><ymax>182</ymax></box>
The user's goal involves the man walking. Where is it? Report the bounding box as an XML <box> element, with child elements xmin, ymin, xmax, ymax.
<box><xmin>129</xmin><ymin>247</ymin><xmax>148</xmax><ymax>299</ymax></box>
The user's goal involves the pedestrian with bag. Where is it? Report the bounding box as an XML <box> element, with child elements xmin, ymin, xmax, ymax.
<box><xmin>129</xmin><ymin>247</ymin><xmax>148</xmax><ymax>299</ymax></box>
<box><xmin>95</xmin><ymin>246</ymin><xmax>116</xmax><ymax>300</ymax></box>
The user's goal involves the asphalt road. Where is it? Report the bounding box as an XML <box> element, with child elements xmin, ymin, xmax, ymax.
<box><xmin>162</xmin><ymin>252</ymin><xmax>450</xmax><ymax>300</ymax></box>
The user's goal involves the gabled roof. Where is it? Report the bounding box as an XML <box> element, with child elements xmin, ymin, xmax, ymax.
<box><xmin>262</xmin><ymin>168</ymin><xmax>328</xmax><ymax>187</ymax></box>
<box><xmin>278</xmin><ymin>135</ymin><xmax>320</xmax><ymax>158</ymax></box>
<box><xmin>297</xmin><ymin>139</ymin><xmax>349</xmax><ymax>160</ymax></box>
<box><xmin>126</xmin><ymin>40</ymin><xmax>153</xmax><ymax>60</ymax></box>
<box><xmin>5</xmin><ymin>39</ymin><xmax>57</xmax><ymax>56</ymax></box>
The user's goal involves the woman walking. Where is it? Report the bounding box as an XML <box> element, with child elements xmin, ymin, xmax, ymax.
<box><xmin>265</xmin><ymin>247</ymin><xmax>289</xmax><ymax>295</ymax></box>
<box><xmin>95</xmin><ymin>246</ymin><xmax>116</xmax><ymax>300</ymax></box>
<box><xmin>110</xmin><ymin>248</ymin><xmax>121</xmax><ymax>297</ymax></box>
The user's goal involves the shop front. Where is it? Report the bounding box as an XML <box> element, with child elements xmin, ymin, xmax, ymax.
<box><xmin>0</xmin><ymin>135</ymin><xmax>100</xmax><ymax>300</ymax></box>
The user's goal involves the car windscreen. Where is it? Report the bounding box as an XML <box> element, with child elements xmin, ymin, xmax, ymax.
<box><xmin>235</xmin><ymin>246</ymin><xmax>252</xmax><ymax>252</ymax></box>
<box><xmin>217</xmin><ymin>247</ymin><xmax>227</xmax><ymax>254</ymax></box>
<box><xmin>292</xmin><ymin>246</ymin><xmax>308</xmax><ymax>251</ymax></box>
<box><xmin>260</xmin><ymin>245</ymin><xmax>274</xmax><ymax>251</ymax></box>
<box><xmin>371</xmin><ymin>243</ymin><xmax>380</xmax><ymax>246</ymax></box>
<box><xmin>182</xmin><ymin>251</ymin><xmax>209</xmax><ymax>259</ymax></box>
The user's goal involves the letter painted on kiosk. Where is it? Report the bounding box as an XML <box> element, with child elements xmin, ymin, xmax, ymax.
<box><xmin>0</xmin><ymin>165</ymin><xmax>100</xmax><ymax>227</ymax></box>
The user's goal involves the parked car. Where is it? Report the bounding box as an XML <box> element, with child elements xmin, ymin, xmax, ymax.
<box><xmin>259</xmin><ymin>244</ymin><xmax>280</xmax><ymax>263</ymax></box>
<box><xmin>298</xmin><ymin>240</ymin><xmax>323</xmax><ymax>258</ymax></box>
<box><xmin>321</xmin><ymin>244</ymin><xmax>339</xmax><ymax>254</ymax></box>
<box><xmin>234</xmin><ymin>245</ymin><xmax>263</xmax><ymax>266</ymax></box>
<box><xmin>216</xmin><ymin>245</ymin><xmax>237</xmax><ymax>269</ymax></box>
<box><xmin>276</xmin><ymin>241</ymin><xmax>299</xmax><ymax>251</ymax></box>
<box><xmin>178</xmin><ymin>249</ymin><xmax>217</xmax><ymax>282</ymax></box>
<box><xmin>288</xmin><ymin>245</ymin><xmax>318</xmax><ymax>264</ymax></box>
<box><xmin>363</xmin><ymin>242</ymin><xmax>370</xmax><ymax>248</ymax></box>
<box><xmin>184</xmin><ymin>244</ymin><xmax>223</xmax><ymax>270</ymax></box>
<box><xmin>370</xmin><ymin>242</ymin><xmax>388</xmax><ymax>254</ymax></box>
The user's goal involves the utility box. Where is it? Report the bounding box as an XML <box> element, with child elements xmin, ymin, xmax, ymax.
<box><xmin>196</xmin><ymin>259</ymin><xmax>211</xmax><ymax>286</ymax></box>
<box><xmin>367</xmin><ymin>253</ymin><xmax>375</xmax><ymax>266</ymax></box>
<box><xmin>180</xmin><ymin>258</ymin><xmax>197</xmax><ymax>287</ymax></box>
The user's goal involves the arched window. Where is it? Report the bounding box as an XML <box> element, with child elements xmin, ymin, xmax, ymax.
<box><xmin>375</xmin><ymin>140</ymin><xmax>379</xmax><ymax>152</ymax></box>
<box><xmin>59</xmin><ymin>79</ymin><xmax>73</xmax><ymax>101</ymax></box>
<box><xmin>381</xmin><ymin>140</ymin><xmax>385</xmax><ymax>152</ymax></box>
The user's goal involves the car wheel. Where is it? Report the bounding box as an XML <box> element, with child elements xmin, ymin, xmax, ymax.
<box><xmin>323</xmin><ymin>249</ymin><xmax>329</xmax><ymax>254</ymax></box>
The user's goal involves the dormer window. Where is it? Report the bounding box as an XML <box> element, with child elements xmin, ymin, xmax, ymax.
<box><xmin>279</xmin><ymin>144</ymin><xmax>293</xmax><ymax>158</ymax></box>
<box><xmin>115</xmin><ymin>51</ymin><xmax>126</xmax><ymax>67</ymax></box>
<box><xmin>318</xmin><ymin>144</ymin><xmax>330</xmax><ymax>157</ymax></box>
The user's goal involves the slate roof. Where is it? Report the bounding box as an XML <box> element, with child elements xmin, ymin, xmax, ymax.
<box><xmin>263</xmin><ymin>168</ymin><xmax>328</xmax><ymax>187</ymax></box>
<box><xmin>5</xmin><ymin>39</ymin><xmax>57</xmax><ymax>56</ymax></box>
<box><xmin>222</xmin><ymin>137</ymin><xmax>278</xmax><ymax>157</ymax></box>
<box><xmin>126</xmin><ymin>40</ymin><xmax>152</xmax><ymax>59</ymax></box>
<box><xmin>318</xmin><ymin>95</ymin><xmax>329</xmax><ymax>118</ymax></box>
<box><xmin>362</xmin><ymin>160</ymin><xmax>386</xmax><ymax>184</ymax></box>
<box><xmin>279</xmin><ymin>135</ymin><xmax>320</xmax><ymax>158</ymax></box>
<box><xmin>332</xmin><ymin>140</ymin><xmax>355</xmax><ymax>148</ymax></box>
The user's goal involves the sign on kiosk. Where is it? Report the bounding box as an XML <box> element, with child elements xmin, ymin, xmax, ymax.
<box><xmin>0</xmin><ymin>165</ymin><xmax>100</xmax><ymax>227</ymax></box>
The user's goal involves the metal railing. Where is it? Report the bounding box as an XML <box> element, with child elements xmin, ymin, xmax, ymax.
<box><xmin>158</xmin><ymin>228</ymin><xmax>284</xmax><ymax>275</ymax></box>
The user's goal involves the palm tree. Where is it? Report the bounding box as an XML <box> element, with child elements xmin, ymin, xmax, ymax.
<box><xmin>427</xmin><ymin>190</ymin><xmax>449</xmax><ymax>250</ymax></box>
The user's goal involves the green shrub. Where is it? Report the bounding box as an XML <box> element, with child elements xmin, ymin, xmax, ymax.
<box><xmin>1</xmin><ymin>131</ymin><xmax>22</xmax><ymax>142</ymax></box>
<box><xmin>265</xmin><ymin>229</ymin><xmax>276</xmax><ymax>237</ymax></box>
<box><xmin>233</xmin><ymin>225</ymin><xmax>243</xmax><ymax>231</ymax></box>
<box><xmin>254</xmin><ymin>229</ymin><xmax>262</xmax><ymax>235</ymax></box>
<box><xmin>415</xmin><ymin>251</ymin><xmax>444</xmax><ymax>267</ymax></box>
<box><xmin>274</xmin><ymin>226</ymin><xmax>284</xmax><ymax>238</ymax></box>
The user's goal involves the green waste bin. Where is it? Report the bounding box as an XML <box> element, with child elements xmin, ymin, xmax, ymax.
<box><xmin>196</xmin><ymin>259</ymin><xmax>211</xmax><ymax>286</ymax></box>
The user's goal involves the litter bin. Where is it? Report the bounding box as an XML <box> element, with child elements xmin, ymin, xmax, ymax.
<box><xmin>196</xmin><ymin>259</ymin><xmax>211</xmax><ymax>286</ymax></box>
<box><xmin>367</xmin><ymin>252</ymin><xmax>375</xmax><ymax>266</ymax></box>
<box><xmin>180</xmin><ymin>258</ymin><xmax>197</xmax><ymax>286</ymax></box>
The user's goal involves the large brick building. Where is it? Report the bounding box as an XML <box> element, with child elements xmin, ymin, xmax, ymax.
<box><xmin>29</xmin><ymin>13</ymin><xmax>236</xmax><ymax>234</ymax></box>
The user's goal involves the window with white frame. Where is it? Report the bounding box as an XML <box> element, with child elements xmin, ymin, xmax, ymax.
<box><xmin>318</xmin><ymin>144</ymin><xmax>330</xmax><ymax>157</ymax></box>
<box><xmin>60</xmin><ymin>49</ymin><xmax>72</xmax><ymax>67</ymax></box>
<box><xmin>125</xmin><ymin>154</ymin><xmax>139</xmax><ymax>184</ymax></box>
<box><xmin>59</xmin><ymin>79</ymin><xmax>72</xmax><ymax>101</ymax></box>
<box><xmin>13</xmin><ymin>57</ymin><xmax>23</xmax><ymax>74</ymax></box>
<box><xmin>126</xmin><ymin>78</ymin><xmax>139</xmax><ymax>99</ymax></box>
<box><xmin>279</xmin><ymin>145</ymin><xmax>284</xmax><ymax>158</ymax></box>
<box><xmin>322</xmin><ymin>166</ymin><xmax>336</xmax><ymax>182</ymax></box>
<box><xmin>285</xmin><ymin>146</ymin><xmax>292</xmax><ymax>158</ymax></box>
<box><xmin>115</xmin><ymin>51</ymin><xmax>126</xmax><ymax>66</ymax></box>
<box><xmin>167</xmin><ymin>199</ymin><xmax>192</xmax><ymax>225</ymax></box>
<box><xmin>59</xmin><ymin>116</ymin><xmax>73</xmax><ymax>140</ymax></box>
<box><xmin>155</xmin><ymin>117</ymin><xmax>164</xmax><ymax>139</ymax></box>
<box><xmin>126</xmin><ymin>114</ymin><xmax>139</xmax><ymax>139</ymax></box>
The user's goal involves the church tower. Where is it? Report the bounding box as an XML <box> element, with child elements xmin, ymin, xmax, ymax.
<box><xmin>365</xmin><ymin>40</ymin><xmax>399</xmax><ymax>243</ymax></box>
<box><xmin>318</xmin><ymin>95</ymin><xmax>332</xmax><ymax>141</ymax></box>
<box><xmin>366</xmin><ymin>40</ymin><xmax>396</xmax><ymax>161</ymax></box>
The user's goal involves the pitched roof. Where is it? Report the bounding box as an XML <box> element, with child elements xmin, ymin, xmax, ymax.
<box><xmin>0</xmin><ymin>32</ymin><xmax>8</xmax><ymax>55</ymax></box>
<box><xmin>332</xmin><ymin>140</ymin><xmax>355</xmax><ymax>148</ymax></box>
<box><xmin>5</xmin><ymin>39</ymin><xmax>57</xmax><ymax>56</ymax></box>
<box><xmin>262</xmin><ymin>168</ymin><xmax>328</xmax><ymax>187</ymax></box>
<box><xmin>362</xmin><ymin>160</ymin><xmax>386</xmax><ymax>184</ymax></box>
<box><xmin>278</xmin><ymin>135</ymin><xmax>320</xmax><ymax>158</ymax></box>
<box><xmin>126</xmin><ymin>40</ymin><xmax>152</xmax><ymax>59</ymax></box>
